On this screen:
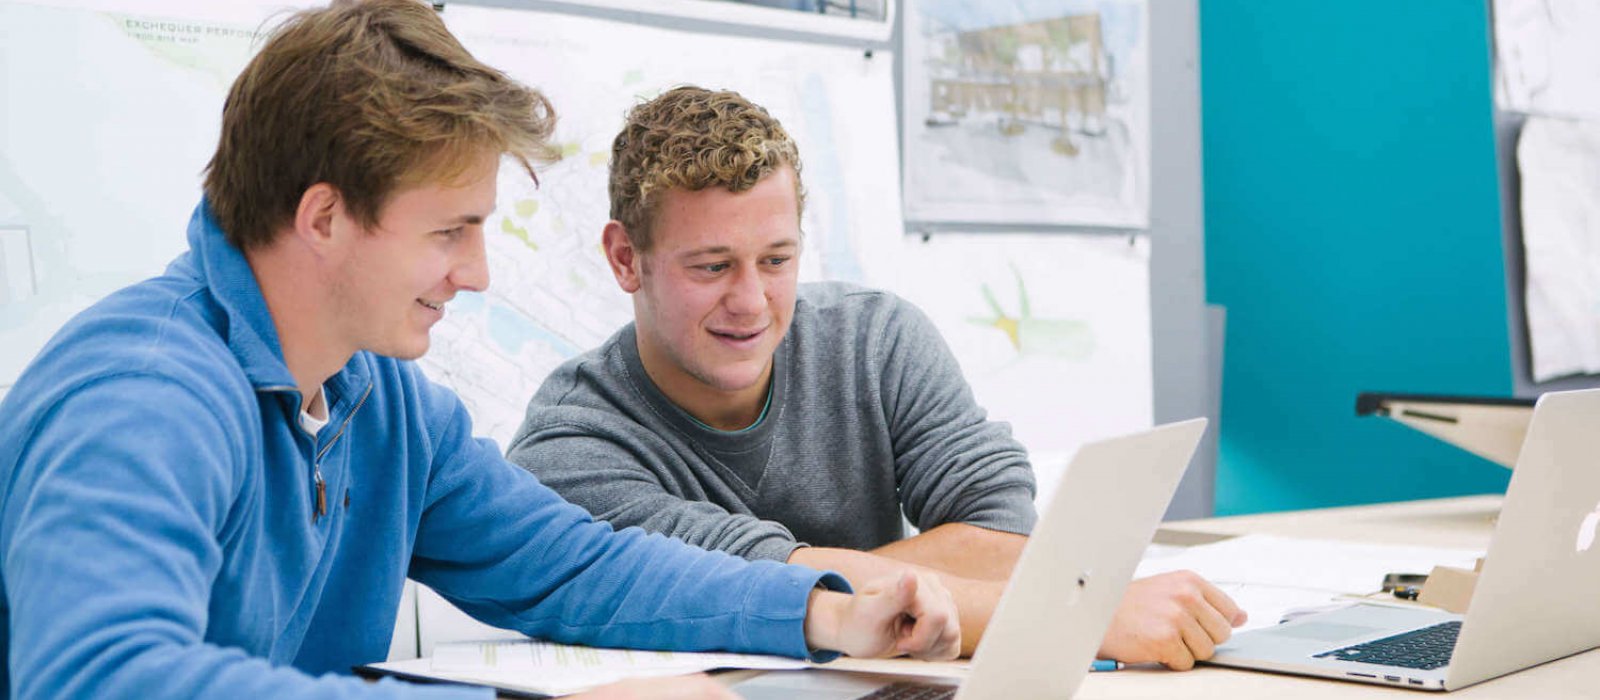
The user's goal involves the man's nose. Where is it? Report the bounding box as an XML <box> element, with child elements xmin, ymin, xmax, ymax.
<box><xmin>451</xmin><ymin>229</ymin><xmax>490</xmax><ymax>292</ymax></box>
<box><xmin>723</xmin><ymin>265</ymin><xmax>766</xmax><ymax>315</ymax></box>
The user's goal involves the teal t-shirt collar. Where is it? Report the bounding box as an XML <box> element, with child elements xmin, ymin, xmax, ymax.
<box><xmin>686</xmin><ymin>381</ymin><xmax>775</xmax><ymax>435</ymax></box>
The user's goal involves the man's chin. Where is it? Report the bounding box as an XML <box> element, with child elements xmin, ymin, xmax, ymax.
<box><xmin>370</xmin><ymin>339</ymin><xmax>430</xmax><ymax>361</ymax></box>
<box><xmin>699</xmin><ymin>365</ymin><xmax>771</xmax><ymax>395</ymax></box>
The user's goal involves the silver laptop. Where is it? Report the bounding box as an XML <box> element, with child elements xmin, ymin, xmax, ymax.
<box><xmin>733</xmin><ymin>418</ymin><xmax>1208</xmax><ymax>700</ymax></box>
<box><xmin>1208</xmin><ymin>387</ymin><xmax>1600</xmax><ymax>691</ymax></box>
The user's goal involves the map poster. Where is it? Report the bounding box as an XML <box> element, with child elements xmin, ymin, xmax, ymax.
<box><xmin>433</xmin><ymin>5</ymin><xmax>904</xmax><ymax>445</ymax></box>
<box><xmin>0</xmin><ymin>1</ymin><xmax>905</xmax><ymax>439</ymax></box>
<box><xmin>0</xmin><ymin>0</ymin><xmax>320</xmax><ymax>397</ymax></box>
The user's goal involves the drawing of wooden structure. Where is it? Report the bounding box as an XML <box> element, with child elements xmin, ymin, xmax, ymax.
<box><xmin>926</xmin><ymin>13</ymin><xmax>1108</xmax><ymax>156</ymax></box>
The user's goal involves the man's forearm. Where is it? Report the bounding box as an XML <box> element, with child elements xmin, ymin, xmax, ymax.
<box><xmin>870</xmin><ymin>523</ymin><xmax>1026</xmax><ymax>581</ymax></box>
<box><xmin>789</xmin><ymin>546</ymin><xmax>1000</xmax><ymax>657</ymax></box>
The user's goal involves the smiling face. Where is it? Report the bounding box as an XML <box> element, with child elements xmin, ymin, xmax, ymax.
<box><xmin>605</xmin><ymin>166</ymin><xmax>801</xmax><ymax>428</ymax></box>
<box><xmin>328</xmin><ymin>151</ymin><xmax>498</xmax><ymax>361</ymax></box>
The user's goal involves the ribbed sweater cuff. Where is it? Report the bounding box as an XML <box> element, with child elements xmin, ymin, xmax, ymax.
<box><xmin>739</xmin><ymin>564</ymin><xmax>853</xmax><ymax>661</ymax></box>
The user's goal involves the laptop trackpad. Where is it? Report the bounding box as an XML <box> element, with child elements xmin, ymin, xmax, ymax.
<box><xmin>1268</xmin><ymin>623</ymin><xmax>1384</xmax><ymax>643</ymax></box>
<box><xmin>732</xmin><ymin>670</ymin><xmax>924</xmax><ymax>700</ymax></box>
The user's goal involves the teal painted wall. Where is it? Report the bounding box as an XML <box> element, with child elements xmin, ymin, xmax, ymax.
<box><xmin>1201</xmin><ymin>2</ymin><xmax>1514</xmax><ymax>515</ymax></box>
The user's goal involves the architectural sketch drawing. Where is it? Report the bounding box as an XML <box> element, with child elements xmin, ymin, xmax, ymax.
<box><xmin>903</xmin><ymin>0</ymin><xmax>1149</xmax><ymax>226</ymax></box>
<box><xmin>926</xmin><ymin>15</ymin><xmax>1108</xmax><ymax>157</ymax></box>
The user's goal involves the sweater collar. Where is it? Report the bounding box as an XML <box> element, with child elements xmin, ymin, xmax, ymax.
<box><xmin>180</xmin><ymin>200</ymin><xmax>299</xmax><ymax>391</ymax></box>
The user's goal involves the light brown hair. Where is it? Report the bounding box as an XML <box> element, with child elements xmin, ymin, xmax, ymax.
<box><xmin>203</xmin><ymin>0</ymin><xmax>558</xmax><ymax>250</ymax></box>
<box><xmin>608</xmin><ymin>85</ymin><xmax>805</xmax><ymax>252</ymax></box>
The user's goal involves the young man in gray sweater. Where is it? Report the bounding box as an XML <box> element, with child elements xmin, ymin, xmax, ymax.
<box><xmin>506</xmin><ymin>86</ymin><xmax>1245</xmax><ymax>666</ymax></box>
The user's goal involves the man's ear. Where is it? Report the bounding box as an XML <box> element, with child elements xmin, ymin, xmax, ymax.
<box><xmin>291</xmin><ymin>183</ymin><xmax>344</xmax><ymax>256</ymax></box>
<box><xmin>602</xmin><ymin>221</ymin><xmax>643</xmax><ymax>293</ymax></box>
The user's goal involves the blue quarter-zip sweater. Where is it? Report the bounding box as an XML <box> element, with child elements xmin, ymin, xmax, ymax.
<box><xmin>0</xmin><ymin>204</ymin><xmax>845</xmax><ymax>699</ymax></box>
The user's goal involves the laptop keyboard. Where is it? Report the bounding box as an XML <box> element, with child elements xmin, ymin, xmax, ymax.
<box><xmin>1313</xmin><ymin>620</ymin><xmax>1460</xmax><ymax>670</ymax></box>
<box><xmin>859</xmin><ymin>682</ymin><xmax>957</xmax><ymax>700</ymax></box>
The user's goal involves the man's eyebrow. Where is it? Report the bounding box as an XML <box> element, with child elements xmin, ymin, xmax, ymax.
<box><xmin>679</xmin><ymin>245</ymin><xmax>733</xmax><ymax>258</ymax></box>
<box><xmin>443</xmin><ymin>211</ymin><xmax>491</xmax><ymax>226</ymax></box>
<box><xmin>678</xmin><ymin>240</ymin><xmax>800</xmax><ymax>258</ymax></box>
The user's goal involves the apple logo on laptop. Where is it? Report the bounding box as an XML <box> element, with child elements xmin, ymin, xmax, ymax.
<box><xmin>1577</xmin><ymin>501</ymin><xmax>1600</xmax><ymax>553</ymax></box>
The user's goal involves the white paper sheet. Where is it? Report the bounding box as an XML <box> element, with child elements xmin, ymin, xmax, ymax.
<box><xmin>1206</xmin><ymin>582</ymin><xmax>1353</xmax><ymax>633</ymax></box>
<box><xmin>369</xmin><ymin>639</ymin><xmax>808</xmax><ymax>696</ymax></box>
<box><xmin>1494</xmin><ymin>0</ymin><xmax>1600</xmax><ymax>119</ymax></box>
<box><xmin>892</xmin><ymin>232</ymin><xmax>1152</xmax><ymax>455</ymax></box>
<box><xmin>1134</xmin><ymin>535</ymin><xmax>1484</xmax><ymax>634</ymax></box>
<box><xmin>1134</xmin><ymin>534</ymin><xmax>1483</xmax><ymax>597</ymax></box>
<box><xmin>1517</xmin><ymin>116</ymin><xmax>1600</xmax><ymax>381</ymax></box>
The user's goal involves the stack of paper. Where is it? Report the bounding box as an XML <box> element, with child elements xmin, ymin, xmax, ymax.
<box><xmin>1135</xmin><ymin>535</ymin><xmax>1484</xmax><ymax>632</ymax></box>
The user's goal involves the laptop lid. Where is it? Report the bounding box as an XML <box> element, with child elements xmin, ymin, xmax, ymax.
<box><xmin>1206</xmin><ymin>388</ymin><xmax>1600</xmax><ymax>691</ymax></box>
<box><xmin>956</xmin><ymin>418</ymin><xmax>1207</xmax><ymax>700</ymax></box>
<box><xmin>733</xmin><ymin>418</ymin><xmax>1207</xmax><ymax>700</ymax></box>
<box><xmin>1444</xmin><ymin>388</ymin><xmax>1600</xmax><ymax>689</ymax></box>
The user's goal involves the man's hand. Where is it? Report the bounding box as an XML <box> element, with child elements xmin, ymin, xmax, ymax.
<box><xmin>804</xmin><ymin>570</ymin><xmax>961</xmax><ymax>661</ymax></box>
<box><xmin>1098</xmin><ymin>570</ymin><xmax>1247</xmax><ymax>670</ymax></box>
<box><xmin>568</xmin><ymin>674</ymin><xmax>737</xmax><ymax>699</ymax></box>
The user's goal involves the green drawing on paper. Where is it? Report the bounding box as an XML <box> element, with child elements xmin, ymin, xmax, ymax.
<box><xmin>970</xmin><ymin>265</ymin><xmax>1094</xmax><ymax>360</ymax></box>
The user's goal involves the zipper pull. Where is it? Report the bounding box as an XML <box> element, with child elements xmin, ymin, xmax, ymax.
<box><xmin>313</xmin><ymin>468</ymin><xmax>327</xmax><ymax>522</ymax></box>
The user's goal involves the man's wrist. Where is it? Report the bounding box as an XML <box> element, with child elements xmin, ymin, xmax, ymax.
<box><xmin>803</xmin><ymin>587</ymin><xmax>848</xmax><ymax>658</ymax></box>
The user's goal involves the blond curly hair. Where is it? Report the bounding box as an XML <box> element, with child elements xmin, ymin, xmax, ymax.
<box><xmin>608</xmin><ymin>86</ymin><xmax>805</xmax><ymax>251</ymax></box>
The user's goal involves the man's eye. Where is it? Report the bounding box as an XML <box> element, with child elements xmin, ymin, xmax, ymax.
<box><xmin>765</xmin><ymin>256</ymin><xmax>790</xmax><ymax>266</ymax></box>
<box><xmin>436</xmin><ymin>226</ymin><xmax>465</xmax><ymax>238</ymax></box>
<box><xmin>699</xmin><ymin>263</ymin><xmax>729</xmax><ymax>273</ymax></box>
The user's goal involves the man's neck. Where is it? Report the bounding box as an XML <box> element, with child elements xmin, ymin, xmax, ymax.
<box><xmin>246</xmin><ymin>239</ymin><xmax>351</xmax><ymax>413</ymax></box>
<box><xmin>680</xmin><ymin>378</ymin><xmax>769</xmax><ymax>432</ymax></box>
<box><xmin>635</xmin><ymin>340</ymin><xmax>771</xmax><ymax>432</ymax></box>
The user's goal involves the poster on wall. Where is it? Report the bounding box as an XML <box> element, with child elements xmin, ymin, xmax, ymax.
<box><xmin>901</xmin><ymin>0</ymin><xmax>1150</xmax><ymax>227</ymax></box>
<box><xmin>1493</xmin><ymin>0</ymin><xmax>1600</xmax><ymax>119</ymax></box>
<box><xmin>891</xmin><ymin>232</ymin><xmax>1152</xmax><ymax>467</ymax></box>
<box><xmin>1518</xmin><ymin>116</ymin><xmax>1600</xmax><ymax>381</ymax></box>
<box><xmin>0</xmin><ymin>0</ymin><xmax>905</xmax><ymax>441</ymax></box>
<box><xmin>0</xmin><ymin>0</ymin><xmax>321</xmax><ymax>400</ymax></box>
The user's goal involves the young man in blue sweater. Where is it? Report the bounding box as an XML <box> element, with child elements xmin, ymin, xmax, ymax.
<box><xmin>0</xmin><ymin>2</ymin><xmax>958</xmax><ymax>698</ymax></box>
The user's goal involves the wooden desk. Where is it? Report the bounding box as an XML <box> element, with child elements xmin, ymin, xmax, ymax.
<box><xmin>726</xmin><ymin>496</ymin><xmax>1597</xmax><ymax>698</ymax></box>
<box><xmin>1071</xmin><ymin>495</ymin><xmax>1600</xmax><ymax>699</ymax></box>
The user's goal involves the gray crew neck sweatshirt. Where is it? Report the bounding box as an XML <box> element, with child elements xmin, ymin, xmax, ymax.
<box><xmin>506</xmin><ymin>282</ymin><xmax>1038</xmax><ymax>562</ymax></box>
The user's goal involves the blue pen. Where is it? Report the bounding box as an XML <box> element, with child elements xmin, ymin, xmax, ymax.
<box><xmin>1089</xmin><ymin>659</ymin><xmax>1125</xmax><ymax>672</ymax></box>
